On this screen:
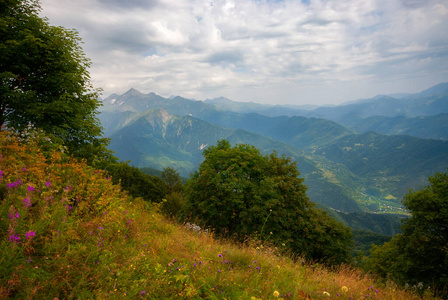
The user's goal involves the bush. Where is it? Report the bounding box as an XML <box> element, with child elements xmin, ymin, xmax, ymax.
<box><xmin>185</xmin><ymin>140</ymin><xmax>352</xmax><ymax>265</ymax></box>
<box><xmin>160</xmin><ymin>191</ymin><xmax>187</xmax><ymax>219</ymax></box>
<box><xmin>367</xmin><ymin>171</ymin><xmax>448</xmax><ymax>293</ymax></box>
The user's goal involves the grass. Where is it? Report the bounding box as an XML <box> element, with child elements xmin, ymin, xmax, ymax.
<box><xmin>0</xmin><ymin>130</ymin><xmax>440</xmax><ymax>299</ymax></box>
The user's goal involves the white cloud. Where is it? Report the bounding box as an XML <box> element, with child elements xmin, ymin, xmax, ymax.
<box><xmin>39</xmin><ymin>0</ymin><xmax>448</xmax><ymax>105</ymax></box>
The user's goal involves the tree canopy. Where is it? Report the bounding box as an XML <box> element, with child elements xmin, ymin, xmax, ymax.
<box><xmin>0</xmin><ymin>0</ymin><xmax>109</xmax><ymax>163</ymax></box>
<box><xmin>185</xmin><ymin>140</ymin><xmax>352</xmax><ymax>265</ymax></box>
<box><xmin>368</xmin><ymin>171</ymin><xmax>448</xmax><ymax>292</ymax></box>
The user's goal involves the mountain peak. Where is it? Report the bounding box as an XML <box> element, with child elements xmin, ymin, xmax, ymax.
<box><xmin>123</xmin><ymin>88</ymin><xmax>144</xmax><ymax>96</ymax></box>
<box><xmin>418</xmin><ymin>82</ymin><xmax>448</xmax><ymax>96</ymax></box>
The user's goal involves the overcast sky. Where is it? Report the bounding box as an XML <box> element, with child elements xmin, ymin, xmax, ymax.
<box><xmin>39</xmin><ymin>0</ymin><xmax>448</xmax><ymax>105</ymax></box>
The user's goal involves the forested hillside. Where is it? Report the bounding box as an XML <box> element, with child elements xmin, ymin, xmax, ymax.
<box><xmin>99</xmin><ymin>86</ymin><xmax>448</xmax><ymax>217</ymax></box>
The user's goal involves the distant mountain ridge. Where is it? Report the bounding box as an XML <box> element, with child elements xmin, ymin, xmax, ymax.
<box><xmin>98</xmin><ymin>82</ymin><xmax>448</xmax><ymax>216</ymax></box>
<box><xmin>204</xmin><ymin>96</ymin><xmax>317</xmax><ymax>116</ymax></box>
<box><xmin>307</xmin><ymin>82</ymin><xmax>448</xmax><ymax>124</ymax></box>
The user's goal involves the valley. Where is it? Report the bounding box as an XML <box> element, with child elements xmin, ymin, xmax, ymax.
<box><xmin>98</xmin><ymin>82</ymin><xmax>448</xmax><ymax>219</ymax></box>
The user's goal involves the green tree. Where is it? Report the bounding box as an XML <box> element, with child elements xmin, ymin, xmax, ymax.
<box><xmin>161</xmin><ymin>166</ymin><xmax>184</xmax><ymax>193</ymax></box>
<box><xmin>186</xmin><ymin>140</ymin><xmax>352</xmax><ymax>265</ymax></box>
<box><xmin>368</xmin><ymin>172</ymin><xmax>448</xmax><ymax>292</ymax></box>
<box><xmin>0</xmin><ymin>0</ymin><xmax>110</xmax><ymax>163</ymax></box>
<box><xmin>159</xmin><ymin>167</ymin><xmax>186</xmax><ymax>219</ymax></box>
<box><xmin>105</xmin><ymin>162</ymin><xmax>167</xmax><ymax>203</ymax></box>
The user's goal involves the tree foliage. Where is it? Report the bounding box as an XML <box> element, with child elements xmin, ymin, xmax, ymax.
<box><xmin>368</xmin><ymin>172</ymin><xmax>448</xmax><ymax>292</ymax></box>
<box><xmin>104</xmin><ymin>162</ymin><xmax>167</xmax><ymax>203</ymax></box>
<box><xmin>186</xmin><ymin>140</ymin><xmax>352</xmax><ymax>265</ymax></box>
<box><xmin>0</xmin><ymin>0</ymin><xmax>110</xmax><ymax>163</ymax></box>
<box><xmin>161</xmin><ymin>167</ymin><xmax>184</xmax><ymax>193</ymax></box>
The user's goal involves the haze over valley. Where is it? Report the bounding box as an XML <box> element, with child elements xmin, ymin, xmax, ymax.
<box><xmin>99</xmin><ymin>82</ymin><xmax>448</xmax><ymax>219</ymax></box>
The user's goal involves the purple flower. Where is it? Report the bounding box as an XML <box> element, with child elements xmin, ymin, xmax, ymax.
<box><xmin>9</xmin><ymin>234</ymin><xmax>20</xmax><ymax>243</ymax></box>
<box><xmin>27</xmin><ymin>186</ymin><xmax>35</xmax><ymax>192</ymax></box>
<box><xmin>141</xmin><ymin>291</ymin><xmax>146</xmax><ymax>296</ymax></box>
<box><xmin>218</xmin><ymin>270</ymin><xmax>221</xmax><ymax>273</ymax></box>
<box><xmin>7</xmin><ymin>179</ymin><xmax>22</xmax><ymax>188</ymax></box>
<box><xmin>8</xmin><ymin>212</ymin><xmax>19</xmax><ymax>220</ymax></box>
<box><xmin>218</xmin><ymin>253</ymin><xmax>223</xmax><ymax>258</ymax></box>
<box><xmin>23</xmin><ymin>197</ymin><xmax>31</xmax><ymax>208</ymax></box>
<box><xmin>22</xmin><ymin>167</ymin><xmax>27</xmax><ymax>172</ymax></box>
<box><xmin>0</xmin><ymin>170</ymin><xmax>3</xmax><ymax>177</ymax></box>
<box><xmin>26</xmin><ymin>231</ymin><xmax>36</xmax><ymax>239</ymax></box>
<box><xmin>45</xmin><ymin>181</ymin><xmax>51</xmax><ymax>187</ymax></box>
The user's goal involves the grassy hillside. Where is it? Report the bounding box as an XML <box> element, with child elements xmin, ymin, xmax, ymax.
<box><xmin>0</xmin><ymin>130</ymin><xmax>437</xmax><ymax>299</ymax></box>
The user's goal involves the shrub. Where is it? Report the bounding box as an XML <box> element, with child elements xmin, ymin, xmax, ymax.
<box><xmin>185</xmin><ymin>140</ymin><xmax>352</xmax><ymax>265</ymax></box>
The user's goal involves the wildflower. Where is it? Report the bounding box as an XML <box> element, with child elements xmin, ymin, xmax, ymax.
<box><xmin>9</xmin><ymin>234</ymin><xmax>20</xmax><ymax>243</ymax></box>
<box><xmin>23</xmin><ymin>197</ymin><xmax>31</xmax><ymax>208</ymax></box>
<box><xmin>342</xmin><ymin>286</ymin><xmax>349</xmax><ymax>293</ymax></box>
<box><xmin>26</xmin><ymin>231</ymin><xmax>36</xmax><ymax>239</ymax></box>
<box><xmin>27</xmin><ymin>185</ymin><xmax>35</xmax><ymax>192</ymax></box>
<box><xmin>45</xmin><ymin>181</ymin><xmax>51</xmax><ymax>187</ymax></box>
<box><xmin>323</xmin><ymin>291</ymin><xmax>331</xmax><ymax>297</ymax></box>
<box><xmin>8</xmin><ymin>212</ymin><xmax>19</xmax><ymax>220</ymax></box>
<box><xmin>218</xmin><ymin>253</ymin><xmax>223</xmax><ymax>257</ymax></box>
<box><xmin>273</xmin><ymin>290</ymin><xmax>280</xmax><ymax>297</ymax></box>
<box><xmin>7</xmin><ymin>179</ymin><xmax>22</xmax><ymax>188</ymax></box>
<box><xmin>0</xmin><ymin>170</ymin><xmax>3</xmax><ymax>177</ymax></box>
<box><xmin>141</xmin><ymin>291</ymin><xmax>146</xmax><ymax>296</ymax></box>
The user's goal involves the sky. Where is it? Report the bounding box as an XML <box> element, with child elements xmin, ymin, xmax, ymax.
<box><xmin>39</xmin><ymin>0</ymin><xmax>448</xmax><ymax>105</ymax></box>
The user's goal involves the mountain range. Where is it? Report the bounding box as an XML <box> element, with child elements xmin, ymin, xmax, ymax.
<box><xmin>98</xmin><ymin>82</ymin><xmax>448</xmax><ymax>218</ymax></box>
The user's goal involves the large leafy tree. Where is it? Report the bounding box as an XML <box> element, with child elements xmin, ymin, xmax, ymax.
<box><xmin>0</xmin><ymin>0</ymin><xmax>109</xmax><ymax>162</ymax></box>
<box><xmin>368</xmin><ymin>171</ymin><xmax>448</xmax><ymax>292</ymax></box>
<box><xmin>186</xmin><ymin>140</ymin><xmax>352</xmax><ymax>265</ymax></box>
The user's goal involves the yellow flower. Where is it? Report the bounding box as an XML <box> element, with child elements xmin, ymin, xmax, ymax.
<box><xmin>273</xmin><ymin>290</ymin><xmax>280</xmax><ymax>298</ymax></box>
<box><xmin>341</xmin><ymin>286</ymin><xmax>349</xmax><ymax>292</ymax></box>
<box><xmin>323</xmin><ymin>291</ymin><xmax>331</xmax><ymax>297</ymax></box>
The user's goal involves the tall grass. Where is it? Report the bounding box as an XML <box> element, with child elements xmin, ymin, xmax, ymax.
<box><xmin>0</xmin><ymin>130</ymin><xmax>439</xmax><ymax>299</ymax></box>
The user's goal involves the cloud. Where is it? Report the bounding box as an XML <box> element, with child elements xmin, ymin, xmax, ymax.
<box><xmin>39</xmin><ymin>0</ymin><xmax>448</xmax><ymax>105</ymax></box>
